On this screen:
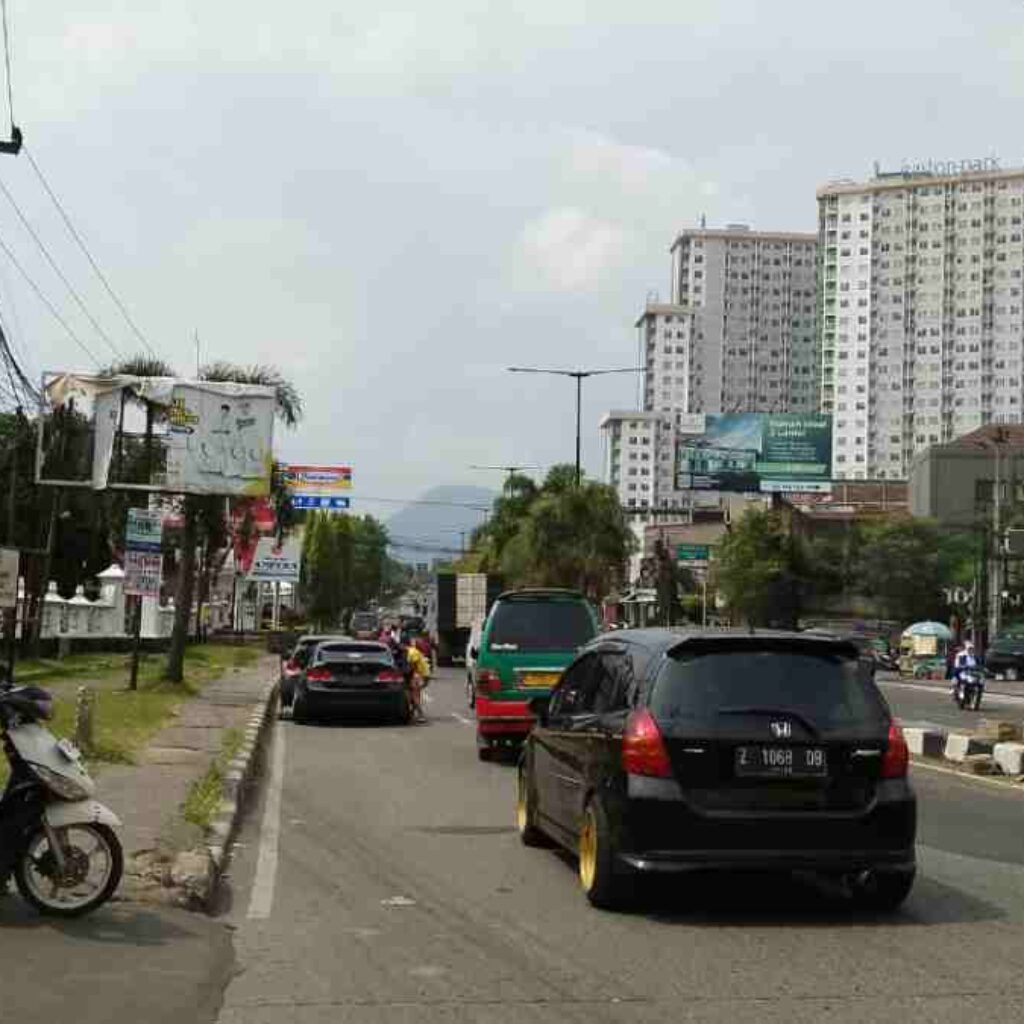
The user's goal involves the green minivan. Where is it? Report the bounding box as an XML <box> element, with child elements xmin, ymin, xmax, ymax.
<box><xmin>472</xmin><ymin>588</ymin><xmax>599</xmax><ymax>760</ymax></box>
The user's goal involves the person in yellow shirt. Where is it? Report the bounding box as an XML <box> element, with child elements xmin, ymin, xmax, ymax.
<box><xmin>404</xmin><ymin>642</ymin><xmax>431</xmax><ymax>723</ymax></box>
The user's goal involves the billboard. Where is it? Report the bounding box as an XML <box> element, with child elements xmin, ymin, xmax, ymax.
<box><xmin>282</xmin><ymin>465</ymin><xmax>352</xmax><ymax>509</ymax></box>
<box><xmin>675</xmin><ymin>414</ymin><xmax>832</xmax><ymax>494</ymax></box>
<box><xmin>248</xmin><ymin>537</ymin><xmax>302</xmax><ymax>583</ymax></box>
<box><xmin>39</xmin><ymin>374</ymin><xmax>276</xmax><ymax>497</ymax></box>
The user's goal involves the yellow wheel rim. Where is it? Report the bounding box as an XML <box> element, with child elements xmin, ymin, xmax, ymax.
<box><xmin>516</xmin><ymin>775</ymin><xmax>529</xmax><ymax>834</ymax></box>
<box><xmin>579</xmin><ymin>808</ymin><xmax>597</xmax><ymax>892</ymax></box>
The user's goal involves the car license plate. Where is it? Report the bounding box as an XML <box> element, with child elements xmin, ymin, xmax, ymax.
<box><xmin>520</xmin><ymin>672</ymin><xmax>560</xmax><ymax>688</ymax></box>
<box><xmin>735</xmin><ymin>746</ymin><xmax>827</xmax><ymax>778</ymax></box>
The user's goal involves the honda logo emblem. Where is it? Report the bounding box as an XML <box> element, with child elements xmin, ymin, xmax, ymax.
<box><xmin>769</xmin><ymin>720</ymin><xmax>792</xmax><ymax>739</ymax></box>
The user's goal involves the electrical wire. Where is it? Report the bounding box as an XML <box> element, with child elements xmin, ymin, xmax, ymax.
<box><xmin>24</xmin><ymin>147</ymin><xmax>160</xmax><ymax>360</ymax></box>
<box><xmin>0</xmin><ymin>174</ymin><xmax>124</xmax><ymax>361</ymax></box>
<box><xmin>1</xmin><ymin>0</ymin><xmax>13</xmax><ymax>130</ymax></box>
<box><xmin>0</xmin><ymin>232</ymin><xmax>100</xmax><ymax>367</ymax></box>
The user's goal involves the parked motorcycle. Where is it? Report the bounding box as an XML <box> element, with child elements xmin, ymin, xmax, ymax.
<box><xmin>953</xmin><ymin>669</ymin><xmax>985</xmax><ymax>711</ymax></box>
<box><xmin>0</xmin><ymin>680</ymin><xmax>123</xmax><ymax>916</ymax></box>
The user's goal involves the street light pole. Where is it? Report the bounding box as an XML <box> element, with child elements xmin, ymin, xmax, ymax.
<box><xmin>507</xmin><ymin>366</ymin><xmax>644</xmax><ymax>486</ymax></box>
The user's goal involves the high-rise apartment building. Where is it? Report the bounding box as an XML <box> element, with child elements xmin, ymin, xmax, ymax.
<box><xmin>669</xmin><ymin>225</ymin><xmax>820</xmax><ymax>414</ymax></box>
<box><xmin>818</xmin><ymin>167</ymin><xmax>1024</xmax><ymax>480</ymax></box>
<box><xmin>599</xmin><ymin>410</ymin><xmax>663</xmax><ymax>509</ymax></box>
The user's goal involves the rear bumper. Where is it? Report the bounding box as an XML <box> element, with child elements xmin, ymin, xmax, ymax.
<box><xmin>301</xmin><ymin>683</ymin><xmax>406</xmax><ymax>715</ymax></box>
<box><xmin>475</xmin><ymin>697</ymin><xmax>532</xmax><ymax>737</ymax></box>
<box><xmin>614</xmin><ymin>776</ymin><xmax>917</xmax><ymax>876</ymax></box>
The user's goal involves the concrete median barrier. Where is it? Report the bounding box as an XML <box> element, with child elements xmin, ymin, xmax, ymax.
<box><xmin>943</xmin><ymin>733</ymin><xmax>995</xmax><ymax>762</ymax></box>
<box><xmin>992</xmin><ymin>741</ymin><xmax>1024</xmax><ymax>777</ymax></box>
<box><xmin>904</xmin><ymin>726</ymin><xmax>947</xmax><ymax>758</ymax></box>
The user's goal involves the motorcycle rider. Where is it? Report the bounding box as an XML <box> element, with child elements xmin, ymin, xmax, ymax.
<box><xmin>952</xmin><ymin>640</ymin><xmax>978</xmax><ymax>694</ymax></box>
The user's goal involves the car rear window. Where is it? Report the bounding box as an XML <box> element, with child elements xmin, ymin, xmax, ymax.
<box><xmin>351</xmin><ymin>614</ymin><xmax>378</xmax><ymax>630</ymax></box>
<box><xmin>317</xmin><ymin>643</ymin><xmax>393</xmax><ymax>664</ymax></box>
<box><xmin>487</xmin><ymin>600</ymin><xmax>595</xmax><ymax>652</ymax></box>
<box><xmin>650</xmin><ymin>643</ymin><xmax>885</xmax><ymax>727</ymax></box>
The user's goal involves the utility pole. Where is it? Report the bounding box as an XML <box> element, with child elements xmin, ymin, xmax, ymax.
<box><xmin>982</xmin><ymin>428</ymin><xmax>1008</xmax><ymax>647</ymax></box>
<box><xmin>507</xmin><ymin>367</ymin><xmax>645</xmax><ymax>486</ymax></box>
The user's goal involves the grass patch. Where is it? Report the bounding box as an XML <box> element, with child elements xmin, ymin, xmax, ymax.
<box><xmin>1</xmin><ymin>644</ymin><xmax>261</xmax><ymax>787</ymax></box>
<box><xmin>182</xmin><ymin>727</ymin><xmax>246</xmax><ymax>830</ymax></box>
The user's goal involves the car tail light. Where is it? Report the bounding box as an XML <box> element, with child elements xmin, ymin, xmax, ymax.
<box><xmin>621</xmin><ymin>707</ymin><xmax>673</xmax><ymax>778</ymax></box>
<box><xmin>375</xmin><ymin>670</ymin><xmax>404</xmax><ymax>684</ymax></box>
<box><xmin>881</xmin><ymin>721</ymin><xmax>909</xmax><ymax>779</ymax></box>
<box><xmin>305</xmin><ymin>667</ymin><xmax>332</xmax><ymax>683</ymax></box>
<box><xmin>476</xmin><ymin>669</ymin><xmax>501</xmax><ymax>694</ymax></box>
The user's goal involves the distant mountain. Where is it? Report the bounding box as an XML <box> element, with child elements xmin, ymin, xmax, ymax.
<box><xmin>386</xmin><ymin>485</ymin><xmax>495</xmax><ymax>564</ymax></box>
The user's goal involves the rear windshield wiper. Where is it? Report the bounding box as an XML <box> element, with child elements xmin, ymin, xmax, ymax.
<box><xmin>716</xmin><ymin>706</ymin><xmax>820</xmax><ymax>738</ymax></box>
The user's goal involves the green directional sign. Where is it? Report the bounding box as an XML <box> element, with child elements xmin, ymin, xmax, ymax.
<box><xmin>676</xmin><ymin>544</ymin><xmax>710</xmax><ymax>562</ymax></box>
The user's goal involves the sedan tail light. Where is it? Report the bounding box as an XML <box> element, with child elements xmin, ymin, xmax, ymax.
<box><xmin>375</xmin><ymin>670</ymin><xmax>405</xmax><ymax>684</ymax></box>
<box><xmin>476</xmin><ymin>669</ymin><xmax>501</xmax><ymax>694</ymax></box>
<box><xmin>305</xmin><ymin>667</ymin><xmax>333</xmax><ymax>683</ymax></box>
<box><xmin>621</xmin><ymin>707</ymin><xmax>673</xmax><ymax>778</ymax></box>
<box><xmin>881</xmin><ymin>721</ymin><xmax>909</xmax><ymax>779</ymax></box>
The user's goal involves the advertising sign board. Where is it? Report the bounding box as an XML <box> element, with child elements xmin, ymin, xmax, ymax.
<box><xmin>123</xmin><ymin>550</ymin><xmax>164</xmax><ymax>598</ymax></box>
<box><xmin>125</xmin><ymin>508</ymin><xmax>165</xmax><ymax>552</ymax></box>
<box><xmin>0</xmin><ymin>548</ymin><xmax>18</xmax><ymax>609</ymax></box>
<box><xmin>676</xmin><ymin>544</ymin><xmax>710</xmax><ymax>563</ymax></box>
<box><xmin>248</xmin><ymin>537</ymin><xmax>302</xmax><ymax>583</ymax></box>
<box><xmin>675</xmin><ymin>414</ymin><xmax>831</xmax><ymax>494</ymax></box>
<box><xmin>283</xmin><ymin>465</ymin><xmax>351</xmax><ymax>493</ymax></box>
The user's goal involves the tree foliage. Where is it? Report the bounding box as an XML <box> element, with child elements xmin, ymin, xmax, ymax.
<box><xmin>856</xmin><ymin>518</ymin><xmax>944</xmax><ymax>623</ymax></box>
<box><xmin>472</xmin><ymin>465</ymin><xmax>633</xmax><ymax>599</ymax></box>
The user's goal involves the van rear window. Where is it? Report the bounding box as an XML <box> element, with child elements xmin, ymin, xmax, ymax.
<box><xmin>488</xmin><ymin>601</ymin><xmax>595</xmax><ymax>652</ymax></box>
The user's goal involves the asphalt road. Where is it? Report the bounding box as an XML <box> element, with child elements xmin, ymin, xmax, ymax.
<box><xmin>209</xmin><ymin>668</ymin><xmax>1024</xmax><ymax>1024</ymax></box>
<box><xmin>879</xmin><ymin>673</ymin><xmax>1024</xmax><ymax>731</ymax></box>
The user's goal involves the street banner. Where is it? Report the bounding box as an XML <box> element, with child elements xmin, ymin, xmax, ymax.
<box><xmin>248</xmin><ymin>537</ymin><xmax>302</xmax><ymax>583</ymax></box>
<box><xmin>0</xmin><ymin>548</ymin><xmax>18</xmax><ymax>608</ymax></box>
<box><xmin>125</xmin><ymin>508</ymin><xmax>165</xmax><ymax>552</ymax></box>
<box><xmin>675</xmin><ymin>414</ymin><xmax>832</xmax><ymax>494</ymax></box>
<box><xmin>123</xmin><ymin>550</ymin><xmax>163</xmax><ymax>598</ymax></box>
<box><xmin>282</xmin><ymin>465</ymin><xmax>352</xmax><ymax>495</ymax></box>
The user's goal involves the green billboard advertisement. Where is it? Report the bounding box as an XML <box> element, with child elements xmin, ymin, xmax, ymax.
<box><xmin>675</xmin><ymin>414</ymin><xmax>832</xmax><ymax>494</ymax></box>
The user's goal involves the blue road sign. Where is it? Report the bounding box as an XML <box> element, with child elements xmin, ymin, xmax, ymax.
<box><xmin>292</xmin><ymin>495</ymin><xmax>350</xmax><ymax>510</ymax></box>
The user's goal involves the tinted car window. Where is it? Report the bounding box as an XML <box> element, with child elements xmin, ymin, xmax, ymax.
<box><xmin>550</xmin><ymin>654</ymin><xmax>598</xmax><ymax>717</ymax></box>
<box><xmin>350</xmin><ymin>613</ymin><xmax>378</xmax><ymax>631</ymax></box>
<box><xmin>317</xmin><ymin>643</ymin><xmax>392</xmax><ymax>662</ymax></box>
<box><xmin>488</xmin><ymin>601</ymin><xmax>595</xmax><ymax>652</ymax></box>
<box><xmin>650</xmin><ymin>645</ymin><xmax>885</xmax><ymax>727</ymax></box>
<box><xmin>589</xmin><ymin>653</ymin><xmax>632</xmax><ymax>714</ymax></box>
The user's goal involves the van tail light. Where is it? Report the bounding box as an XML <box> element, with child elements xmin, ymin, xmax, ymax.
<box><xmin>305</xmin><ymin>667</ymin><xmax>332</xmax><ymax>683</ymax></box>
<box><xmin>476</xmin><ymin>669</ymin><xmax>501</xmax><ymax>694</ymax></box>
<box><xmin>881</xmin><ymin>721</ymin><xmax>909</xmax><ymax>779</ymax></box>
<box><xmin>621</xmin><ymin>708</ymin><xmax>673</xmax><ymax>778</ymax></box>
<box><xmin>375</xmin><ymin>670</ymin><xmax>405</xmax><ymax>684</ymax></box>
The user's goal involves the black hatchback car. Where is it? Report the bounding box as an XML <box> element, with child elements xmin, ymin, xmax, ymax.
<box><xmin>517</xmin><ymin>629</ymin><xmax>916</xmax><ymax>911</ymax></box>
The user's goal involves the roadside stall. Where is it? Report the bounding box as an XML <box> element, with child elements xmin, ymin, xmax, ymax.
<box><xmin>898</xmin><ymin>621</ymin><xmax>953</xmax><ymax>679</ymax></box>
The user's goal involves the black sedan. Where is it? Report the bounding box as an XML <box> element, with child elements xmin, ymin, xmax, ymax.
<box><xmin>517</xmin><ymin>628</ymin><xmax>916</xmax><ymax>911</ymax></box>
<box><xmin>292</xmin><ymin>641</ymin><xmax>411</xmax><ymax>724</ymax></box>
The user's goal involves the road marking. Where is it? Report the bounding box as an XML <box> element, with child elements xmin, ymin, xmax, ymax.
<box><xmin>881</xmin><ymin>679</ymin><xmax>1024</xmax><ymax>705</ymax></box>
<box><xmin>451</xmin><ymin>712</ymin><xmax>473</xmax><ymax>726</ymax></box>
<box><xmin>912</xmin><ymin>757</ymin><xmax>1024</xmax><ymax>793</ymax></box>
<box><xmin>247</xmin><ymin>724</ymin><xmax>286</xmax><ymax>920</ymax></box>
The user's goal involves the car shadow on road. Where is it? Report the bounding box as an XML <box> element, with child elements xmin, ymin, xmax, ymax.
<box><xmin>0</xmin><ymin>896</ymin><xmax>206</xmax><ymax>944</ymax></box>
<box><xmin>543</xmin><ymin>851</ymin><xmax>1004</xmax><ymax>928</ymax></box>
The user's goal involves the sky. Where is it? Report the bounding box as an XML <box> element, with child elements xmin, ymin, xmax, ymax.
<box><xmin>4</xmin><ymin>1</ymin><xmax>1024</xmax><ymax>527</ymax></box>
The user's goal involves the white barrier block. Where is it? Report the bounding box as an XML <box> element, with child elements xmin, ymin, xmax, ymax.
<box><xmin>943</xmin><ymin>734</ymin><xmax>994</xmax><ymax>762</ymax></box>
<box><xmin>992</xmin><ymin>742</ymin><xmax>1024</xmax><ymax>776</ymax></box>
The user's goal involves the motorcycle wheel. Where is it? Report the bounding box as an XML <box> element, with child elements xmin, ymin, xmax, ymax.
<box><xmin>15</xmin><ymin>823</ymin><xmax>123</xmax><ymax>918</ymax></box>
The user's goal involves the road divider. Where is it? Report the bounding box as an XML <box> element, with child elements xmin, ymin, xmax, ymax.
<box><xmin>903</xmin><ymin>719</ymin><xmax>1024</xmax><ymax>784</ymax></box>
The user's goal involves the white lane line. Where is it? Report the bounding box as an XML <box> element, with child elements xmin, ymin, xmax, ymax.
<box><xmin>247</xmin><ymin>723</ymin><xmax>286</xmax><ymax>920</ymax></box>
<box><xmin>912</xmin><ymin>757</ymin><xmax>1024</xmax><ymax>793</ymax></box>
<box><xmin>451</xmin><ymin>712</ymin><xmax>473</xmax><ymax>726</ymax></box>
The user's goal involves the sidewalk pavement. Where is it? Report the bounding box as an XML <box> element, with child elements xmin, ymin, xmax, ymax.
<box><xmin>98</xmin><ymin>653</ymin><xmax>278</xmax><ymax>898</ymax></box>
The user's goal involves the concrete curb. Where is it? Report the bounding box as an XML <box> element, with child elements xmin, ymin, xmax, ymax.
<box><xmin>903</xmin><ymin>722</ymin><xmax>1024</xmax><ymax>784</ymax></box>
<box><xmin>186</xmin><ymin>678</ymin><xmax>278</xmax><ymax>909</ymax></box>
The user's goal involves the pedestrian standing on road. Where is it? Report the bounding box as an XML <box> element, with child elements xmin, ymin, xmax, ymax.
<box><xmin>405</xmin><ymin>641</ymin><xmax>430</xmax><ymax>723</ymax></box>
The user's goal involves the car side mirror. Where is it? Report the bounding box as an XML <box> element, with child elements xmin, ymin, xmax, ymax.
<box><xmin>528</xmin><ymin>695</ymin><xmax>551</xmax><ymax>726</ymax></box>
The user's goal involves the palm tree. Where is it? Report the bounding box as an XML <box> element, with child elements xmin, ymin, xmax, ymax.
<box><xmin>163</xmin><ymin>362</ymin><xmax>302</xmax><ymax>681</ymax></box>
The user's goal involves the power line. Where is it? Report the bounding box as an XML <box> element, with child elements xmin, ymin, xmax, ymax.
<box><xmin>1</xmin><ymin>0</ymin><xmax>13</xmax><ymax>129</ymax></box>
<box><xmin>0</xmin><ymin>232</ymin><xmax>100</xmax><ymax>367</ymax></box>
<box><xmin>24</xmin><ymin>147</ymin><xmax>159</xmax><ymax>359</ymax></box>
<box><xmin>0</xmin><ymin>173</ymin><xmax>123</xmax><ymax>360</ymax></box>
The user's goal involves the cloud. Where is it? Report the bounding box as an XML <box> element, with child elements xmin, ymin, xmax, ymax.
<box><xmin>516</xmin><ymin>207</ymin><xmax>628</xmax><ymax>292</ymax></box>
